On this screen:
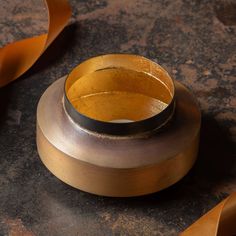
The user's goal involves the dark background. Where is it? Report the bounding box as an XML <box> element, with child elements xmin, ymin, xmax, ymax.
<box><xmin>0</xmin><ymin>0</ymin><xmax>235</xmax><ymax>235</ymax></box>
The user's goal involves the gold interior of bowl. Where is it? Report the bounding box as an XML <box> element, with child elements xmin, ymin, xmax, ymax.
<box><xmin>65</xmin><ymin>54</ymin><xmax>174</xmax><ymax>122</ymax></box>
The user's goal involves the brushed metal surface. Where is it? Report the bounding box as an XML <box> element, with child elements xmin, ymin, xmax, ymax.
<box><xmin>37</xmin><ymin>77</ymin><xmax>200</xmax><ymax>169</ymax></box>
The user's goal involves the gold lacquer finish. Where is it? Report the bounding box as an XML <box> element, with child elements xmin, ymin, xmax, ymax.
<box><xmin>36</xmin><ymin>54</ymin><xmax>201</xmax><ymax>197</ymax></box>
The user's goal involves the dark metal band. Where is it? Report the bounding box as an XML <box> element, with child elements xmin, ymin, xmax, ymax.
<box><xmin>64</xmin><ymin>94</ymin><xmax>175</xmax><ymax>135</ymax></box>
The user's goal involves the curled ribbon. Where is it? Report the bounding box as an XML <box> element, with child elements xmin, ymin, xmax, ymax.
<box><xmin>181</xmin><ymin>192</ymin><xmax>236</xmax><ymax>235</ymax></box>
<box><xmin>0</xmin><ymin>0</ymin><xmax>71</xmax><ymax>87</ymax></box>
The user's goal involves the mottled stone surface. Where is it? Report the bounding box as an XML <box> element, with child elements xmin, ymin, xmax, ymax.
<box><xmin>0</xmin><ymin>0</ymin><xmax>235</xmax><ymax>235</ymax></box>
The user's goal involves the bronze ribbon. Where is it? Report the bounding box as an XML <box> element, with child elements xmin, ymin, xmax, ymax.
<box><xmin>0</xmin><ymin>1</ymin><xmax>235</xmax><ymax>235</ymax></box>
<box><xmin>0</xmin><ymin>0</ymin><xmax>71</xmax><ymax>87</ymax></box>
<box><xmin>181</xmin><ymin>192</ymin><xmax>236</xmax><ymax>235</ymax></box>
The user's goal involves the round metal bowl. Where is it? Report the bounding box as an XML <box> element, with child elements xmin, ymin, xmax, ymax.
<box><xmin>36</xmin><ymin>54</ymin><xmax>201</xmax><ymax>197</ymax></box>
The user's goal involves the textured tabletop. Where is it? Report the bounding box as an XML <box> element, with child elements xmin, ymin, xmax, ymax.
<box><xmin>0</xmin><ymin>0</ymin><xmax>235</xmax><ymax>235</ymax></box>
